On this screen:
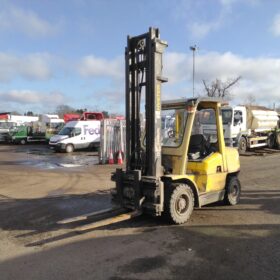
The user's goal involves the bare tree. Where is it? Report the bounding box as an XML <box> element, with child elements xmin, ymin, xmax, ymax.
<box><xmin>55</xmin><ymin>105</ymin><xmax>75</xmax><ymax>117</ymax></box>
<box><xmin>243</xmin><ymin>94</ymin><xmax>257</xmax><ymax>106</ymax></box>
<box><xmin>203</xmin><ymin>76</ymin><xmax>241</xmax><ymax>99</ymax></box>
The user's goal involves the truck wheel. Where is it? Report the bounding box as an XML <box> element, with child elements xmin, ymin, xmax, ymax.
<box><xmin>65</xmin><ymin>144</ymin><xmax>74</xmax><ymax>153</ymax></box>
<box><xmin>20</xmin><ymin>139</ymin><xmax>26</xmax><ymax>145</ymax></box>
<box><xmin>224</xmin><ymin>176</ymin><xmax>241</xmax><ymax>205</ymax></box>
<box><xmin>276</xmin><ymin>132</ymin><xmax>280</xmax><ymax>149</ymax></box>
<box><xmin>165</xmin><ymin>183</ymin><xmax>194</xmax><ymax>224</ymax></box>
<box><xmin>238</xmin><ymin>137</ymin><xmax>247</xmax><ymax>154</ymax></box>
<box><xmin>267</xmin><ymin>133</ymin><xmax>275</xmax><ymax>149</ymax></box>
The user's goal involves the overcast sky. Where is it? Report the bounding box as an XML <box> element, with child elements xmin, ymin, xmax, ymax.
<box><xmin>0</xmin><ymin>0</ymin><xmax>280</xmax><ymax>114</ymax></box>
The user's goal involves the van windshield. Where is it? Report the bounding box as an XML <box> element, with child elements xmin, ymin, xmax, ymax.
<box><xmin>59</xmin><ymin>127</ymin><xmax>74</xmax><ymax>136</ymax></box>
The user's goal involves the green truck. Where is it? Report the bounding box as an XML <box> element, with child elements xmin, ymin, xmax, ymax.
<box><xmin>10</xmin><ymin>123</ymin><xmax>64</xmax><ymax>144</ymax></box>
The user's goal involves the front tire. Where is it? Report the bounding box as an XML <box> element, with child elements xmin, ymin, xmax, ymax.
<box><xmin>165</xmin><ymin>183</ymin><xmax>194</xmax><ymax>224</ymax></box>
<box><xmin>224</xmin><ymin>176</ymin><xmax>241</xmax><ymax>205</ymax></box>
<box><xmin>65</xmin><ymin>144</ymin><xmax>74</xmax><ymax>153</ymax></box>
<box><xmin>20</xmin><ymin>138</ymin><xmax>27</xmax><ymax>145</ymax></box>
<box><xmin>238</xmin><ymin>136</ymin><xmax>247</xmax><ymax>154</ymax></box>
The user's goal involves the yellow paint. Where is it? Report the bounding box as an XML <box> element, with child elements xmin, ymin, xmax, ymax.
<box><xmin>162</xmin><ymin>99</ymin><xmax>240</xmax><ymax>206</ymax></box>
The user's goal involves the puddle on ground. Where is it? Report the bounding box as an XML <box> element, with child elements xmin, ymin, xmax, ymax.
<box><xmin>14</xmin><ymin>146</ymin><xmax>100</xmax><ymax>170</ymax></box>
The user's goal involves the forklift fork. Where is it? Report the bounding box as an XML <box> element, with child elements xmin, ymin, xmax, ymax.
<box><xmin>57</xmin><ymin>207</ymin><xmax>142</xmax><ymax>232</ymax></box>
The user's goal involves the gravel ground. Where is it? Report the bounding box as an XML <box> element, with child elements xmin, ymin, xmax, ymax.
<box><xmin>0</xmin><ymin>144</ymin><xmax>280</xmax><ymax>280</ymax></box>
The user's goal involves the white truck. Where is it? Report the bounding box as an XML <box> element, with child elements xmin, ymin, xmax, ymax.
<box><xmin>161</xmin><ymin>115</ymin><xmax>175</xmax><ymax>138</ymax></box>
<box><xmin>49</xmin><ymin>120</ymin><xmax>101</xmax><ymax>152</ymax></box>
<box><xmin>40</xmin><ymin>114</ymin><xmax>65</xmax><ymax>140</ymax></box>
<box><xmin>200</xmin><ymin>105</ymin><xmax>279</xmax><ymax>153</ymax></box>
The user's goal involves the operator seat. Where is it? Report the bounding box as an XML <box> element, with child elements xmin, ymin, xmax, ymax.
<box><xmin>188</xmin><ymin>134</ymin><xmax>210</xmax><ymax>159</ymax></box>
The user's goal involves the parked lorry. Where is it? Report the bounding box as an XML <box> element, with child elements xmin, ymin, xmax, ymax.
<box><xmin>40</xmin><ymin>114</ymin><xmax>65</xmax><ymax>140</ymax></box>
<box><xmin>0</xmin><ymin>113</ymin><xmax>39</xmax><ymax>143</ymax></box>
<box><xmin>10</xmin><ymin>124</ymin><xmax>46</xmax><ymax>144</ymax></box>
<box><xmin>80</xmin><ymin>112</ymin><xmax>103</xmax><ymax>121</ymax></box>
<box><xmin>63</xmin><ymin>113</ymin><xmax>80</xmax><ymax>123</ymax></box>
<box><xmin>49</xmin><ymin>120</ymin><xmax>101</xmax><ymax>152</ymax></box>
<box><xmin>9</xmin><ymin>114</ymin><xmax>64</xmax><ymax>144</ymax></box>
<box><xmin>63</xmin><ymin>112</ymin><xmax>104</xmax><ymax>123</ymax></box>
<box><xmin>0</xmin><ymin>121</ymin><xmax>16</xmax><ymax>142</ymax></box>
<box><xmin>200</xmin><ymin>105</ymin><xmax>279</xmax><ymax>153</ymax></box>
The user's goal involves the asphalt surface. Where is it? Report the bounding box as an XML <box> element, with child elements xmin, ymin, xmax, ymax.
<box><xmin>0</xmin><ymin>144</ymin><xmax>280</xmax><ymax>280</ymax></box>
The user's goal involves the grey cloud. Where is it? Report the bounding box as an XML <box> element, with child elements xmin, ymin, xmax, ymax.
<box><xmin>78</xmin><ymin>55</ymin><xmax>124</xmax><ymax>80</ymax></box>
<box><xmin>0</xmin><ymin>5</ymin><xmax>59</xmax><ymax>37</ymax></box>
<box><xmin>0</xmin><ymin>90</ymin><xmax>66</xmax><ymax>106</ymax></box>
<box><xmin>0</xmin><ymin>53</ymin><xmax>52</xmax><ymax>82</ymax></box>
<box><xmin>164</xmin><ymin>51</ymin><xmax>280</xmax><ymax>104</ymax></box>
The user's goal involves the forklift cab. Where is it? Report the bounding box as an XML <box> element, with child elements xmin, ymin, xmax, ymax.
<box><xmin>161</xmin><ymin>98</ymin><xmax>241</xmax><ymax>213</ymax></box>
<box><xmin>161</xmin><ymin>98</ymin><xmax>225</xmax><ymax>169</ymax></box>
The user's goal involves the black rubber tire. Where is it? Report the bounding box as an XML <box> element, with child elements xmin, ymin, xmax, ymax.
<box><xmin>267</xmin><ymin>133</ymin><xmax>275</xmax><ymax>149</ymax></box>
<box><xmin>165</xmin><ymin>183</ymin><xmax>194</xmax><ymax>224</ymax></box>
<box><xmin>20</xmin><ymin>139</ymin><xmax>27</xmax><ymax>145</ymax></box>
<box><xmin>65</xmin><ymin>144</ymin><xmax>74</xmax><ymax>153</ymax></box>
<box><xmin>238</xmin><ymin>137</ymin><xmax>247</xmax><ymax>154</ymax></box>
<box><xmin>224</xmin><ymin>176</ymin><xmax>241</xmax><ymax>205</ymax></box>
<box><xmin>276</xmin><ymin>132</ymin><xmax>280</xmax><ymax>149</ymax></box>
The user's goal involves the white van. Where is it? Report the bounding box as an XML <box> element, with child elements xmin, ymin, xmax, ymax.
<box><xmin>49</xmin><ymin>120</ymin><xmax>100</xmax><ymax>152</ymax></box>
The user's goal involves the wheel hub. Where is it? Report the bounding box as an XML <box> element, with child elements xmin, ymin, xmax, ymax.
<box><xmin>177</xmin><ymin>197</ymin><xmax>187</xmax><ymax>212</ymax></box>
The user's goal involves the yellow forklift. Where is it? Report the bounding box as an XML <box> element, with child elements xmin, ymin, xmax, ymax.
<box><xmin>59</xmin><ymin>28</ymin><xmax>241</xmax><ymax>230</ymax></box>
<box><xmin>112</xmin><ymin>27</ymin><xmax>241</xmax><ymax>224</ymax></box>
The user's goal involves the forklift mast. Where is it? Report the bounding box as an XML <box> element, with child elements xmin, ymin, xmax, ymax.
<box><xmin>125</xmin><ymin>27</ymin><xmax>167</xmax><ymax>177</ymax></box>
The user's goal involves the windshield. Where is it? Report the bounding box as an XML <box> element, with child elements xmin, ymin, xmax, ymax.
<box><xmin>59</xmin><ymin>127</ymin><xmax>74</xmax><ymax>136</ymax></box>
<box><xmin>222</xmin><ymin>108</ymin><xmax>232</xmax><ymax>125</ymax></box>
<box><xmin>0</xmin><ymin>122</ymin><xmax>16</xmax><ymax>129</ymax></box>
<box><xmin>50</xmin><ymin>122</ymin><xmax>64</xmax><ymax>129</ymax></box>
<box><xmin>199</xmin><ymin>109</ymin><xmax>216</xmax><ymax>124</ymax></box>
<box><xmin>161</xmin><ymin>109</ymin><xmax>188</xmax><ymax>147</ymax></box>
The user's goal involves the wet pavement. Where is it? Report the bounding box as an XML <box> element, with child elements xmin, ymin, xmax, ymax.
<box><xmin>0</xmin><ymin>144</ymin><xmax>99</xmax><ymax>170</ymax></box>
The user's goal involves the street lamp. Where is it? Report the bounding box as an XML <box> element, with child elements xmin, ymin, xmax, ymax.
<box><xmin>190</xmin><ymin>45</ymin><xmax>198</xmax><ymax>97</ymax></box>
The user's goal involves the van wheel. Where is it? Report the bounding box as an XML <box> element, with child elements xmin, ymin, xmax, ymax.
<box><xmin>65</xmin><ymin>144</ymin><xmax>74</xmax><ymax>153</ymax></box>
<box><xmin>165</xmin><ymin>183</ymin><xmax>194</xmax><ymax>224</ymax></box>
<box><xmin>20</xmin><ymin>139</ymin><xmax>26</xmax><ymax>145</ymax></box>
<box><xmin>238</xmin><ymin>137</ymin><xmax>247</xmax><ymax>154</ymax></box>
<box><xmin>224</xmin><ymin>176</ymin><xmax>241</xmax><ymax>205</ymax></box>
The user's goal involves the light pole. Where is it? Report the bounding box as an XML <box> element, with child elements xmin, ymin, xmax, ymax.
<box><xmin>190</xmin><ymin>45</ymin><xmax>198</xmax><ymax>97</ymax></box>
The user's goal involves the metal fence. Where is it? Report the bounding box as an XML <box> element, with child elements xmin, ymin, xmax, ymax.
<box><xmin>99</xmin><ymin>119</ymin><xmax>126</xmax><ymax>164</ymax></box>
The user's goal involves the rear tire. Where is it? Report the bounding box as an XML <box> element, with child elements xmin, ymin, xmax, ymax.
<box><xmin>276</xmin><ymin>132</ymin><xmax>280</xmax><ymax>149</ymax></box>
<box><xmin>267</xmin><ymin>133</ymin><xmax>275</xmax><ymax>149</ymax></box>
<box><xmin>224</xmin><ymin>176</ymin><xmax>241</xmax><ymax>205</ymax></box>
<box><xmin>65</xmin><ymin>144</ymin><xmax>74</xmax><ymax>153</ymax></box>
<box><xmin>20</xmin><ymin>139</ymin><xmax>26</xmax><ymax>145</ymax></box>
<box><xmin>165</xmin><ymin>183</ymin><xmax>194</xmax><ymax>224</ymax></box>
